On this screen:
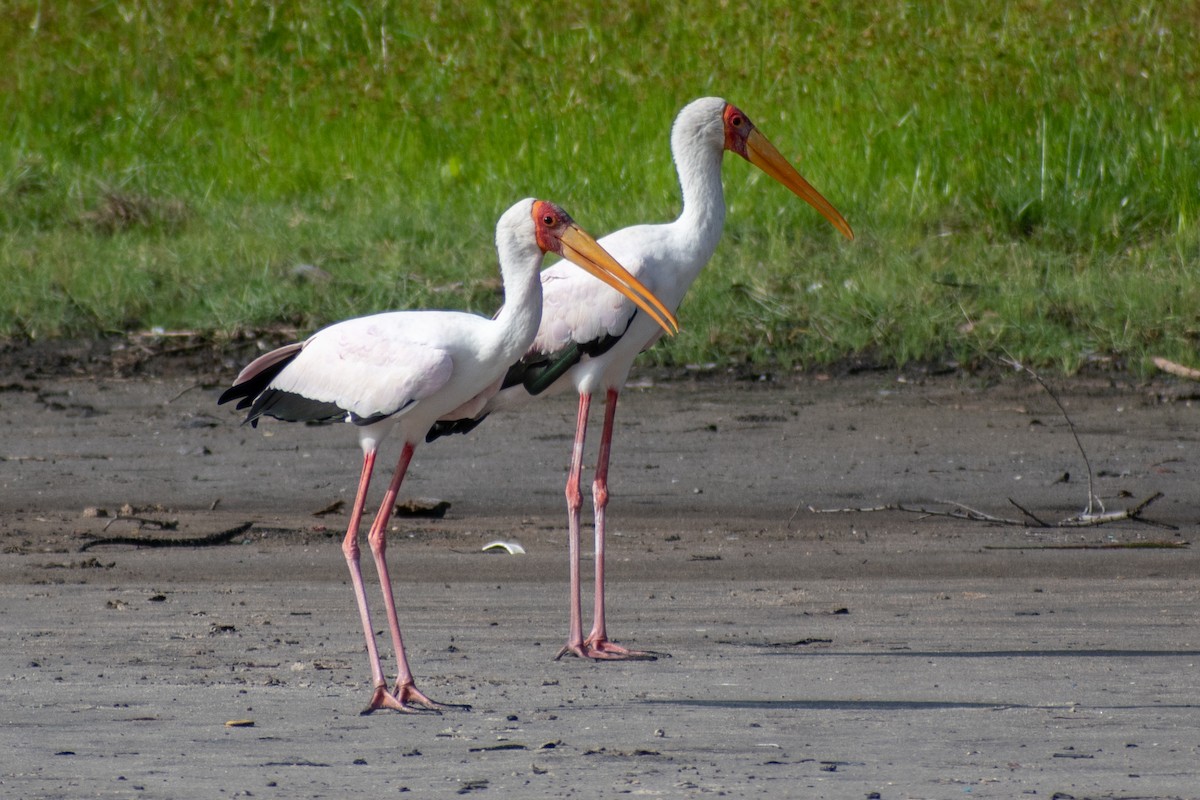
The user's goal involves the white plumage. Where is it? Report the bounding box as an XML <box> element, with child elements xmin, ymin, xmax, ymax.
<box><xmin>219</xmin><ymin>198</ymin><xmax>677</xmax><ymax>713</ymax></box>
<box><xmin>432</xmin><ymin>97</ymin><xmax>854</xmax><ymax>660</ymax></box>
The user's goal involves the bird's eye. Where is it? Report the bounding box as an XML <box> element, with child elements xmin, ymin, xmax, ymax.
<box><xmin>542</xmin><ymin>214</ymin><xmax>556</xmax><ymax>226</ymax></box>
<box><xmin>731</xmin><ymin>115</ymin><xmax>744</xmax><ymax>127</ymax></box>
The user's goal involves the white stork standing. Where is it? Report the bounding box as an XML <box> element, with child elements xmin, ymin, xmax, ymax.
<box><xmin>218</xmin><ymin>198</ymin><xmax>678</xmax><ymax>713</ymax></box>
<box><xmin>429</xmin><ymin>97</ymin><xmax>854</xmax><ymax>660</ymax></box>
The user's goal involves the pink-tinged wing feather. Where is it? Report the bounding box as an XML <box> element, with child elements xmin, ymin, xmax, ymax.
<box><xmin>530</xmin><ymin>223</ymin><xmax>679</xmax><ymax>358</ymax></box>
<box><xmin>273</xmin><ymin>314</ymin><xmax>457</xmax><ymax>421</ymax></box>
<box><xmin>232</xmin><ymin>342</ymin><xmax>304</xmax><ymax>386</ymax></box>
<box><xmin>532</xmin><ymin>261</ymin><xmax>640</xmax><ymax>355</ymax></box>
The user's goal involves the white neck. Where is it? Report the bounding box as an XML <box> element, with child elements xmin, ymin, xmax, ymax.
<box><xmin>674</xmin><ymin>135</ymin><xmax>727</xmax><ymax>260</ymax></box>
<box><xmin>491</xmin><ymin>225</ymin><xmax>545</xmax><ymax>362</ymax></box>
<box><xmin>657</xmin><ymin>99</ymin><xmax>730</xmax><ymax>285</ymax></box>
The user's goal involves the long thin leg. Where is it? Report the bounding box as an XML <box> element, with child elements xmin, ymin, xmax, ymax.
<box><xmin>361</xmin><ymin>442</ymin><xmax>460</xmax><ymax>713</ymax></box>
<box><xmin>584</xmin><ymin>388</ymin><xmax>657</xmax><ymax>660</ymax></box>
<box><xmin>555</xmin><ymin>392</ymin><xmax>592</xmax><ymax>660</ymax></box>
<box><xmin>341</xmin><ymin>449</ymin><xmax>398</xmax><ymax>708</ymax></box>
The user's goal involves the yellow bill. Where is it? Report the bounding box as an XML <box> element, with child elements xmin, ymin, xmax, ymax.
<box><xmin>559</xmin><ymin>225</ymin><xmax>680</xmax><ymax>336</ymax></box>
<box><xmin>745</xmin><ymin>128</ymin><xmax>855</xmax><ymax>241</ymax></box>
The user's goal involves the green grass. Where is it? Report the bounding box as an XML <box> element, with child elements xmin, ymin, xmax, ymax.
<box><xmin>2</xmin><ymin>1</ymin><xmax>1198</xmax><ymax>373</ymax></box>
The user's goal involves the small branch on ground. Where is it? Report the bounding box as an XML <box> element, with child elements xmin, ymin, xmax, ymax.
<box><xmin>1152</xmin><ymin>356</ymin><xmax>1200</xmax><ymax>381</ymax></box>
<box><xmin>806</xmin><ymin>355</ymin><xmax>1176</xmax><ymax>533</ymax></box>
<box><xmin>81</xmin><ymin>522</ymin><xmax>254</xmax><ymax>551</ymax></box>
<box><xmin>808</xmin><ymin>492</ymin><xmax>1174</xmax><ymax>530</ymax></box>
<box><xmin>102</xmin><ymin>515</ymin><xmax>179</xmax><ymax>532</ymax></box>
<box><xmin>1001</xmin><ymin>355</ymin><xmax>1103</xmax><ymax>515</ymax></box>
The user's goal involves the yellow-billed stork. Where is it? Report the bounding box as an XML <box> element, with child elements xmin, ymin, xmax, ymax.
<box><xmin>430</xmin><ymin>98</ymin><xmax>853</xmax><ymax>660</ymax></box>
<box><xmin>218</xmin><ymin>198</ymin><xmax>678</xmax><ymax>712</ymax></box>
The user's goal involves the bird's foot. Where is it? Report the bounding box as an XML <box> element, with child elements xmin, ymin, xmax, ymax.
<box><xmin>585</xmin><ymin>636</ymin><xmax>663</xmax><ymax>660</ymax></box>
<box><xmin>554</xmin><ymin>641</ymin><xmax>594</xmax><ymax>661</ymax></box>
<box><xmin>393</xmin><ymin>680</ymin><xmax>472</xmax><ymax>712</ymax></box>
<box><xmin>554</xmin><ymin>637</ymin><xmax>663</xmax><ymax>661</ymax></box>
<box><xmin>359</xmin><ymin>681</ymin><xmax>471</xmax><ymax>715</ymax></box>
<box><xmin>360</xmin><ymin>683</ymin><xmax>428</xmax><ymax>715</ymax></box>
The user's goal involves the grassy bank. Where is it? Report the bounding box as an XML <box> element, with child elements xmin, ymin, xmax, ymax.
<box><xmin>2</xmin><ymin>1</ymin><xmax>1197</xmax><ymax>373</ymax></box>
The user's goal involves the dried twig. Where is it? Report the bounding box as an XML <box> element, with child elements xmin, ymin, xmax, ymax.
<box><xmin>1054</xmin><ymin>491</ymin><xmax>1174</xmax><ymax>529</ymax></box>
<box><xmin>1152</xmin><ymin>356</ymin><xmax>1200</xmax><ymax>381</ymax></box>
<box><xmin>102</xmin><ymin>515</ymin><xmax>178</xmax><ymax>532</ymax></box>
<box><xmin>804</xmin><ymin>350</ymin><xmax>1173</xmax><ymax>532</ymax></box>
<box><xmin>808</xmin><ymin>492</ymin><xmax>1173</xmax><ymax>530</ymax></box>
<box><xmin>984</xmin><ymin>540</ymin><xmax>1188</xmax><ymax>550</ymax></box>
<box><xmin>1001</xmin><ymin>356</ymin><xmax>1102</xmax><ymax>515</ymax></box>
<box><xmin>809</xmin><ymin>502</ymin><xmax>1022</xmax><ymax>525</ymax></box>
<box><xmin>1007</xmin><ymin>498</ymin><xmax>1050</xmax><ymax>527</ymax></box>
<box><xmin>81</xmin><ymin>521</ymin><xmax>254</xmax><ymax>551</ymax></box>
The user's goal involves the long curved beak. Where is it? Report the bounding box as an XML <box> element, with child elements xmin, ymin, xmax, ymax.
<box><xmin>745</xmin><ymin>128</ymin><xmax>855</xmax><ymax>241</ymax></box>
<box><xmin>559</xmin><ymin>225</ymin><xmax>680</xmax><ymax>335</ymax></box>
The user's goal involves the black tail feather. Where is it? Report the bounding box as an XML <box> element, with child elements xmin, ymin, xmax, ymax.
<box><xmin>245</xmin><ymin>389</ymin><xmax>346</xmax><ymax>427</ymax></box>
<box><xmin>426</xmin><ymin>414</ymin><xmax>490</xmax><ymax>443</ymax></box>
<box><xmin>218</xmin><ymin>343</ymin><xmax>305</xmax><ymax>426</ymax></box>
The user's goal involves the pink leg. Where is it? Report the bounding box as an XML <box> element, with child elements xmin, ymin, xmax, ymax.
<box><xmin>584</xmin><ymin>389</ymin><xmax>657</xmax><ymax>660</ymax></box>
<box><xmin>361</xmin><ymin>442</ymin><xmax>463</xmax><ymax>713</ymax></box>
<box><xmin>555</xmin><ymin>393</ymin><xmax>592</xmax><ymax>660</ymax></box>
<box><xmin>341</xmin><ymin>449</ymin><xmax>397</xmax><ymax>708</ymax></box>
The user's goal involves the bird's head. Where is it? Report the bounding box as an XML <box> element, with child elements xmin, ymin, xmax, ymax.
<box><xmin>521</xmin><ymin>199</ymin><xmax>678</xmax><ymax>336</ymax></box>
<box><xmin>672</xmin><ymin>97</ymin><xmax>855</xmax><ymax>241</ymax></box>
<box><xmin>722</xmin><ymin>101</ymin><xmax>854</xmax><ymax>240</ymax></box>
